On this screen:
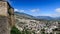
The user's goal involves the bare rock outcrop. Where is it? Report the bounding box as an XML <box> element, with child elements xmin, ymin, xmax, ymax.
<box><xmin>0</xmin><ymin>0</ymin><xmax>14</xmax><ymax>34</ymax></box>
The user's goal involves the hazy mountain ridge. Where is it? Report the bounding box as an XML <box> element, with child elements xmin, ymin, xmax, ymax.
<box><xmin>15</xmin><ymin>12</ymin><xmax>60</xmax><ymax>20</ymax></box>
<box><xmin>14</xmin><ymin>12</ymin><xmax>38</xmax><ymax>20</ymax></box>
<box><xmin>35</xmin><ymin>16</ymin><xmax>53</xmax><ymax>20</ymax></box>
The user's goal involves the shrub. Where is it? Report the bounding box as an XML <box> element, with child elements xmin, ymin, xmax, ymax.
<box><xmin>10</xmin><ymin>26</ymin><xmax>22</xmax><ymax>34</ymax></box>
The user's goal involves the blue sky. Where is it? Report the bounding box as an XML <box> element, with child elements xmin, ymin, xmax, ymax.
<box><xmin>8</xmin><ymin>0</ymin><xmax>60</xmax><ymax>17</ymax></box>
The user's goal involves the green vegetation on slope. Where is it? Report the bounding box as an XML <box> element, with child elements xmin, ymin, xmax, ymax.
<box><xmin>10</xmin><ymin>26</ymin><xmax>21</xmax><ymax>34</ymax></box>
<box><xmin>10</xmin><ymin>26</ymin><xmax>35</xmax><ymax>34</ymax></box>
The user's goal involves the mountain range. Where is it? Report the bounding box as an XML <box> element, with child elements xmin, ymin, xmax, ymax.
<box><xmin>14</xmin><ymin>12</ymin><xmax>60</xmax><ymax>20</ymax></box>
<box><xmin>14</xmin><ymin>12</ymin><xmax>37</xmax><ymax>20</ymax></box>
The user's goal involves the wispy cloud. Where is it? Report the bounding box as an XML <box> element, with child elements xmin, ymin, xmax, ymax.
<box><xmin>40</xmin><ymin>8</ymin><xmax>60</xmax><ymax>17</ymax></box>
<box><xmin>51</xmin><ymin>8</ymin><xmax>60</xmax><ymax>17</ymax></box>
<box><xmin>14</xmin><ymin>9</ymin><xmax>24</xmax><ymax>12</ymax></box>
<box><xmin>30</xmin><ymin>9</ymin><xmax>40</xmax><ymax>12</ymax></box>
<box><xmin>14</xmin><ymin>9</ymin><xmax>19</xmax><ymax>11</ymax></box>
<box><xmin>19</xmin><ymin>10</ymin><xmax>24</xmax><ymax>12</ymax></box>
<box><xmin>14</xmin><ymin>8</ymin><xmax>40</xmax><ymax>13</ymax></box>
<box><xmin>55</xmin><ymin>8</ymin><xmax>60</xmax><ymax>13</ymax></box>
<box><xmin>14</xmin><ymin>8</ymin><xmax>60</xmax><ymax>17</ymax></box>
<box><xmin>38</xmin><ymin>9</ymin><xmax>60</xmax><ymax>17</ymax></box>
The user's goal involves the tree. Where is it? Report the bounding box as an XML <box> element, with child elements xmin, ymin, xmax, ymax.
<box><xmin>10</xmin><ymin>26</ymin><xmax>22</xmax><ymax>34</ymax></box>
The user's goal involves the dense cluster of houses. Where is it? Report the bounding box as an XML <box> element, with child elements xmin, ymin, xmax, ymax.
<box><xmin>15</xmin><ymin>16</ymin><xmax>60</xmax><ymax>34</ymax></box>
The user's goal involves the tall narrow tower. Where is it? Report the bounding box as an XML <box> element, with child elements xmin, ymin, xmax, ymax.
<box><xmin>0</xmin><ymin>0</ymin><xmax>14</xmax><ymax>34</ymax></box>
